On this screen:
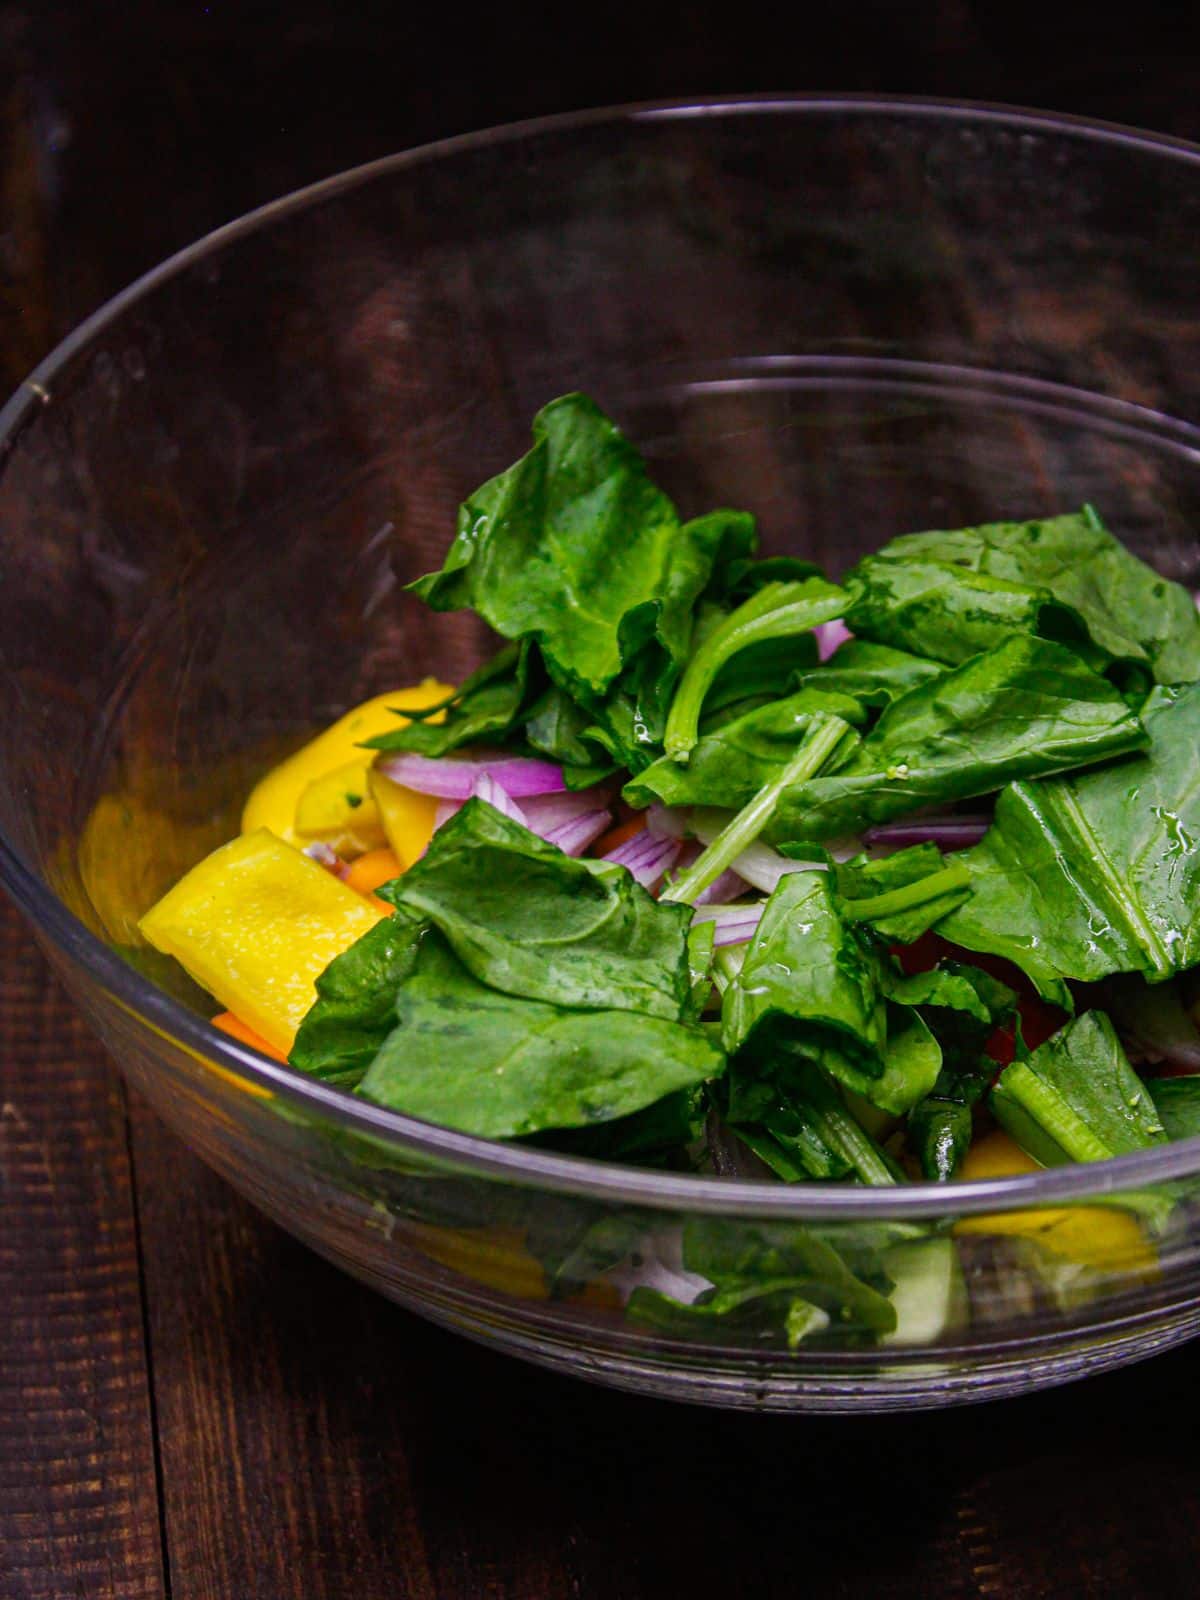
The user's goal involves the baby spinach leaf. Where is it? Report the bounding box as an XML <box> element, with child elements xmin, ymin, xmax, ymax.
<box><xmin>364</xmin><ymin>642</ymin><xmax>541</xmax><ymax>757</ymax></box>
<box><xmin>623</xmin><ymin>687</ymin><xmax>866</xmax><ymax>812</ymax></box>
<box><xmin>881</xmin><ymin>957</ymin><xmax>1014</xmax><ymax>1030</ymax></box>
<box><xmin>990</xmin><ymin>1009</ymin><xmax>1167</xmax><ymax>1166</ymax></box>
<box><xmin>377</xmin><ymin>798</ymin><xmax>694</xmax><ymax>1020</ymax></box>
<box><xmin>289</xmin><ymin>911</ymin><xmax>427</xmax><ymax>1086</ymax></box>
<box><xmin>684</xmin><ymin>1215</ymin><xmax>899</xmax><ymax>1330</ymax></box>
<box><xmin>939</xmin><ymin>683</ymin><xmax>1200</xmax><ymax>997</ymax></box>
<box><xmin>662</xmin><ymin>576</ymin><xmax>849</xmax><ymax>762</ymax></box>
<box><xmin>722</xmin><ymin>872</ymin><xmax>941</xmax><ymax>1114</ymax></box>
<box><xmin>727</xmin><ymin>1062</ymin><xmax>900</xmax><ymax>1184</ymax></box>
<box><xmin>767</xmin><ymin>636</ymin><xmax>1147</xmax><ymax>843</ymax></box>
<box><xmin>847</xmin><ymin>555</ymin><xmax>1102</xmax><ymax>672</ymax></box>
<box><xmin>835</xmin><ymin>843</ymin><xmax>972</xmax><ymax>943</ymax></box>
<box><xmin>627</xmin><ymin>1215</ymin><xmax>898</xmax><ymax>1343</ymax></box>
<box><xmin>523</xmin><ymin>680</ymin><xmax>611</xmax><ymax>771</ymax></box>
<box><xmin>536</xmin><ymin>1087</ymin><xmax>705</xmax><ymax>1166</ymax></box>
<box><xmin>700</xmin><ymin>637</ymin><xmax>822</xmax><ymax>725</ymax></box>
<box><xmin>898</xmin><ymin>962</ymin><xmax>1015</xmax><ymax>1181</ymax></box>
<box><xmin>1148</xmin><ymin>1077</ymin><xmax>1200</xmax><ymax>1143</ymax></box>
<box><xmin>790</xmin><ymin>638</ymin><xmax>948</xmax><ymax>709</ymax></box>
<box><xmin>357</xmin><ymin>931</ymin><xmax>722</xmax><ymax>1138</ymax></box>
<box><xmin>846</xmin><ymin>506</ymin><xmax>1200</xmax><ymax>684</ymax></box>
<box><xmin>407</xmin><ymin>394</ymin><xmax>755</xmax><ymax>698</ymax></box>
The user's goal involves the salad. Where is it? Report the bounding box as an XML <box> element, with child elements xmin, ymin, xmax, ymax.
<box><xmin>140</xmin><ymin>392</ymin><xmax>1200</xmax><ymax>1219</ymax></box>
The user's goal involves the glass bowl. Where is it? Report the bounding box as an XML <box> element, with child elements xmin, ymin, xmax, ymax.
<box><xmin>4</xmin><ymin>96</ymin><xmax>1200</xmax><ymax>1412</ymax></box>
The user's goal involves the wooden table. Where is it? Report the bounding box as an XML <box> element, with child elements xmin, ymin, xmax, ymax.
<box><xmin>4</xmin><ymin>9</ymin><xmax>1200</xmax><ymax>1595</ymax></box>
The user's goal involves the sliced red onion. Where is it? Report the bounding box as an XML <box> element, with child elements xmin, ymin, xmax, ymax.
<box><xmin>688</xmin><ymin>811</ymin><xmax>820</xmax><ymax>895</ymax></box>
<box><xmin>544</xmin><ymin>809</ymin><xmax>611</xmax><ymax>857</ymax></box>
<box><xmin>377</xmin><ymin>750</ymin><xmax>566</xmax><ymax>799</ymax></box>
<box><xmin>815</xmin><ymin>618</ymin><xmax>852</xmax><ymax>660</ymax></box>
<box><xmin>470</xmin><ymin>772</ymin><xmax>528</xmax><ymax>826</ymax></box>
<box><xmin>691</xmin><ymin>902</ymin><xmax>766</xmax><ymax>946</ymax></box>
<box><xmin>646</xmin><ymin>803</ymin><xmax>687</xmax><ymax>840</ymax></box>
<box><xmin>602</xmin><ymin>829</ymin><xmax>681</xmax><ymax>888</ymax></box>
<box><xmin>864</xmin><ymin>815</ymin><xmax>990</xmax><ymax>851</ymax></box>
<box><xmin>729</xmin><ymin>841</ymin><xmax>816</xmax><ymax>894</ymax></box>
<box><xmin>302</xmin><ymin>840</ymin><xmax>350</xmax><ymax>879</ymax></box>
<box><xmin>603</xmin><ymin>1225</ymin><xmax>713</xmax><ymax>1304</ymax></box>
<box><xmin>433</xmin><ymin>797</ymin><xmax>461</xmax><ymax>831</ymax></box>
<box><xmin>693</xmin><ymin>867</ymin><xmax>749</xmax><ymax>906</ymax></box>
<box><xmin>521</xmin><ymin>788</ymin><xmax>612</xmax><ymax>834</ymax></box>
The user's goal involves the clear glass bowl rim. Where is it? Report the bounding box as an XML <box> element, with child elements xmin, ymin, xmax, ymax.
<box><xmin>5</xmin><ymin>91</ymin><xmax>1200</xmax><ymax>1220</ymax></box>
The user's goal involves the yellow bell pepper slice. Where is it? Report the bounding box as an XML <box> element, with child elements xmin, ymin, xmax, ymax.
<box><xmin>955</xmin><ymin>1129</ymin><xmax>1155</xmax><ymax>1274</ymax></box>
<box><xmin>241</xmin><ymin>679</ymin><xmax>452</xmax><ymax>848</ymax></box>
<box><xmin>139</xmin><ymin>828</ymin><xmax>387</xmax><ymax>1054</ymax></box>
<box><xmin>368</xmin><ymin>766</ymin><xmax>441</xmax><ymax>869</ymax></box>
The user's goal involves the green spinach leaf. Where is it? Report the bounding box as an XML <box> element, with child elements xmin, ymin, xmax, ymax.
<box><xmin>407</xmin><ymin>394</ymin><xmax>755</xmax><ymax>698</ymax></box>
<box><xmin>358</xmin><ymin>930</ymin><xmax>722</xmax><ymax>1137</ymax></box>
<box><xmin>721</xmin><ymin>872</ymin><xmax>941</xmax><ymax>1114</ymax></box>
<box><xmin>726</xmin><ymin>1061</ymin><xmax>900</xmax><ymax>1184</ymax></box>
<box><xmin>627</xmin><ymin>1215</ymin><xmax>898</xmax><ymax>1344</ymax></box>
<box><xmin>364</xmin><ymin>642</ymin><xmax>541</xmax><ymax>758</ymax></box>
<box><xmin>790</xmin><ymin>638</ymin><xmax>948</xmax><ymax>709</ymax></box>
<box><xmin>377</xmin><ymin>798</ymin><xmax>695</xmax><ymax>1020</ymax></box>
<box><xmin>768</xmin><ymin>636</ymin><xmax>1147</xmax><ymax>843</ymax></box>
<box><xmin>835</xmin><ymin>843</ymin><xmax>972</xmax><ymax>943</ymax></box>
<box><xmin>846</xmin><ymin>506</ymin><xmax>1200</xmax><ymax>684</ymax></box>
<box><xmin>289</xmin><ymin>911</ymin><xmax>426</xmax><ymax>1086</ymax></box>
<box><xmin>624</xmin><ymin>687</ymin><xmax>866</xmax><ymax>812</ymax></box>
<box><xmin>990</xmin><ymin>1009</ymin><xmax>1167</xmax><ymax>1166</ymax></box>
<box><xmin>662</xmin><ymin>576</ymin><xmax>849</xmax><ymax>761</ymax></box>
<box><xmin>898</xmin><ymin>963</ymin><xmax>1015</xmax><ymax>1180</ymax></box>
<box><xmin>939</xmin><ymin>683</ymin><xmax>1200</xmax><ymax>997</ymax></box>
<box><xmin>1148</xmin><ymin>1077</ymin><xmax>1200</xmax><ymax>1143</ymax></box>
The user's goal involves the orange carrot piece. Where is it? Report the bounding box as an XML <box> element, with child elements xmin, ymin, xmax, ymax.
<box><xmin>211</xmin><ymin>1010</ymin><xmax>289</xmax><ymax>1063</ymax></box>
<box><xmin>344</xmin><ymin>846</ymin><xmax>403</xmax><ymax>897</ymax></box>
<box><xmin>592</xmin><ymin>816</ymin><xmax>646</xmax><ymax>856</ymax></box>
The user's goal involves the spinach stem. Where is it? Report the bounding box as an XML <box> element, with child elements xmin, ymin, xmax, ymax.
<box><xmin>663</xmin><ymin>714</ymin><xmax>850</xmax><ymax>904</ymax></box>
<box><xmin>840</xmin><ymin>860</ymin><xmax>970</xmax><ymax>922</ymax></box>
<box><xmin>664</xmin><ymin>580</ymin><xmax>846</xmax><ymax>763</ymax></box>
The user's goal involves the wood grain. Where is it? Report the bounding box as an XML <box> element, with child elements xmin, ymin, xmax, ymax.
<box><xmin>126</xmin><ymin>1084</ymin><xmax>1200</xmax><ymax>1599</ymax></box>
<box><xmin>0</xmin><ymin>897</ymin><xmax>164</xmax><ymax>1600</ymax></box>
<box><xmin>6</xmin><ymin>6</ymin><xmax>1200</xmax><ymax>1597</ymax></box>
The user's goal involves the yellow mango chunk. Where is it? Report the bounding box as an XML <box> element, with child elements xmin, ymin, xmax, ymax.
<box><xmin>368</xmin><ymin>766</ymin><xmax>441</xmax><ymax>869</ymax></box>
<box><xmin>294</xmin><ymin>758</ymin><xmax>381</xmax><ymax>838</ymax></box>
<box><xmin>403</xmin><ymin>1222</ymin><xmax>621</xmax><ymax>1309</ymax></box>
<box><xmin>139</xmin><ymin>828</ymin><xmax>387</xmax><ymax>1054</ymax></box>
<box><xmin>241</xmin><ymin>679</ymin><xmax>452</xmax><ymax>848</ymax></box>
<box><xmin>955</xmin><ymin>1129</ymin><xmax>1155</xmax><ymax>1274</ymax></box>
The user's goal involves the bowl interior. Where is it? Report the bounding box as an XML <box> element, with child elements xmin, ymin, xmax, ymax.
<box><xmin>3</xmin><ymin>97</ymin><xmax>1200</xmax><ymax>1189</ymax></box>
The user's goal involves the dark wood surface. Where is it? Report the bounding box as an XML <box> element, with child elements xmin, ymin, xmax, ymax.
<box><xmin>5</xmin><ymin>8</ymin><xmax>1200</xmax><ymax>1596</ymax></box>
